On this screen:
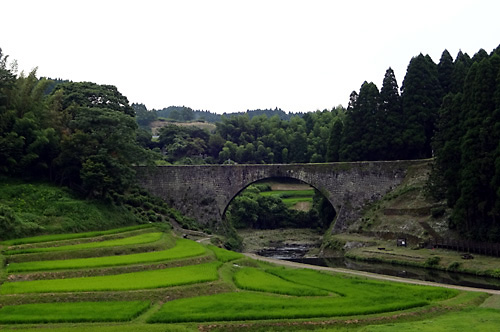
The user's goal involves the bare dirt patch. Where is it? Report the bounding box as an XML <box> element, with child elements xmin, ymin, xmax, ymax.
<box><xmin>292</xmin><ymin>201</ymin><xmax>312</xmax><ymax>211</ymax></box>
<box><xmin>269</xmin><ymin>182</ymin><xmax>313</xmax><ymax>191</ymax></box>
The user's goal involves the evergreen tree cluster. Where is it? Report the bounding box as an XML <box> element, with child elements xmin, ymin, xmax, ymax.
<box><xmin>432</xmin><ymin>46</ymin><xmax>500</xmax><ymax>241</ymax></box>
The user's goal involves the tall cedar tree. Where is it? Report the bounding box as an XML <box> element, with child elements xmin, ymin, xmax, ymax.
<box><xmin>433</xmin><ymin>47</ymin><xmax>500</xmax><ymax>241</ymax></box>
<box><xmin>340</xmin><ymin>82</ymin><xmax>380</xmax><ymax>161</ymax></box>
<box><xmin>438</xmin><ymin>50</ymin><xmax>454</xmax><ymax>95</ymax></box>
<box><xmin>401</xmin><ymin>54</ymin><xmax>443</xmax><ymax>159</ymax></box>
<box><xmin>450</xmin><ymin>51</ymin><xmax>472</xmax><ymax>93</ymax></box>
<box><xmin>378</xmin><ymin>67</ymin><xmax>404</xmax><ymax>159</ymax></box>
<box><xmin>451</xmin><ymin>54</ymin><xmax>500</xmax><ymax>239</ymax></box>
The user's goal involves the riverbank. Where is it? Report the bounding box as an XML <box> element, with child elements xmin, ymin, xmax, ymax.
<box><xmin>332</xmin><ymin>234</ymin><xmax>500</xmax><ymax>279</ymax></box>
<box><xmin>244</xmin><ymin>252</ymin><xmax>500</xmax><ymax>296</ymax></box>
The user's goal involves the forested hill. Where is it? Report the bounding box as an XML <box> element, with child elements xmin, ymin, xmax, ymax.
<box><xmin>140</xmin><ymin>105</ymin><xmax>302</xmax><ymax>123</ymax></box>
<box><xmin>1</xmin><ymin>44</ymin><xmax>500</xmax><ymax>242</ymax></box>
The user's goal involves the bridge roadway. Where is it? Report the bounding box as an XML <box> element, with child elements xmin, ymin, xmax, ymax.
<box><xmin>135</xmin><ymin>160</ymin><xmax>429</xmax><ymax>233</ymax></box>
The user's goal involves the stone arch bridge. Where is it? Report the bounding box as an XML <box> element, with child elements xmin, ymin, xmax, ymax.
<box><xmin>135</xmin><ymin>160</ymin><xmax>428</xmax><ymax>233</ymax></box>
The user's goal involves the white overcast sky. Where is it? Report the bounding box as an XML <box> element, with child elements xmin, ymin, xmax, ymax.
<box><xmin>1</xmin><ymin>0</ymin><xmax>499</xmax><ymax>114</ymax></box>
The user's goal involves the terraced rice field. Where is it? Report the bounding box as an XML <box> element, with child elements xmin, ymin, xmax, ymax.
<box><xmin>0</xmin><ymin>224</ymin><xmax>492</xmax><ymax>331</ymax></box>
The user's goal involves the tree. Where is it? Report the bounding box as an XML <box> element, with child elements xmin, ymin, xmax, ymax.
<box><xmin>340</xmin><ymin>82</ymin><xmax>380</xmax><ymax>161</ymax></box>
<box><xmin>450</xmin><ymin>51</ymin><xmax>472</xmax><ymax>94</ymax></box>
<box><xmin>401</xmin><ymin>54</ymin><xmax>443</xmax><ymax>159</ymax></box>
<box><xmin>378</xmin><ymin>67</ymin><xmax>404</xmax><ymax>159</ymax></box>
<box><xmin>51</xmin><ymin>82</ymin><xmax>152</xmax><ymax>198</ymax></box>
<box><xmin>432</xmin><ymin>47</ymin><xmax>500</xmax><ymax>241</ymax></box>
<box><xmin>438</xmin><ymin>50</ymin><xmax>454</xmax><ymax>95</ymax></box>
<box><xmin>326</xmin><ymin>120</ymin><xmax>343</xmax><ymax>162</ymax></box>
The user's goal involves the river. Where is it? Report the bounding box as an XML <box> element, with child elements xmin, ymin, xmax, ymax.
<box><xmin>257</xmin><ymin>245</ymin><xmax>500</xmax><ymax>291</ymax></box>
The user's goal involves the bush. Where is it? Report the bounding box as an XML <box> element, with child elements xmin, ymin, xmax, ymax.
<box><xmin>425</xmin><ymin>256</ymin><xmax>441</xmax><ymax>267</ymax></box>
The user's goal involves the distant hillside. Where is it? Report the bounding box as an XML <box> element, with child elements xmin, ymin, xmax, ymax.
<box><xmin>154</xmin><ymin>106</ymin><xmax>303</xmax><ymax>123</ymax></box>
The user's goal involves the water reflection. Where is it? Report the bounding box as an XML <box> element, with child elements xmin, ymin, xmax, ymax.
<box><xmin>256</xmin><ymin>245</ymin><xmax>500</xmax><ymax>291</ymax></box>
<box><xmin>288</xmin><ymin>257</ymin><xmax>500</xmax><ymax>290</ymax></box>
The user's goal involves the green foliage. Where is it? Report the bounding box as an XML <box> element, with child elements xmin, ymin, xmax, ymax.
<box><xmin>424</xmin><ymin>256</ymin><xmax>441</xmax><ymax>267</ymax></box>
<box><xmin>0</xmin><ymin>179</ymin><xmax>154</xmax><ymax>240</ymax></box>
<box><xmin>431</xmin><ymin>47</ymin><xmax>500</xmax><ymax>241</ymax></box>
<box><xmin>0</xmin><ymin>301</ymin><xmax>150</xmax><ymax>324</ymax></box>
<box><xmin>1</xmin><ymin>261</ymin><xmax>222</xmax><ymax>294</ymax></box>
<box><xmin>401</xmin><ymin>54</ymin><xmax>443</xmax><ymax>159</ymax></box>
<box><xmin>226</xmin><ymin>182</ymin><xmax>331</xmax><ymax>230</ymax></box>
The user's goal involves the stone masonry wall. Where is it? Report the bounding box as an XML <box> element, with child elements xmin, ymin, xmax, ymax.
<box><xmin>135</xmin><ymin>160</ymin><xmax>428</xmax><ymax>233</ymax></box>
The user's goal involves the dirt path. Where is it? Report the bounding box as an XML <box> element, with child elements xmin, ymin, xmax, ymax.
<box><xmin>244</xmin><ymin>253</ymin><xmax>500</xmax><ymax>295</ymax></box>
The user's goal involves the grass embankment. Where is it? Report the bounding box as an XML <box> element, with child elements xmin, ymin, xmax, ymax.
<box><xmin>337</xmin><ymin>236</ymin><xmax>500</xmax><ymax>279</ymax></box>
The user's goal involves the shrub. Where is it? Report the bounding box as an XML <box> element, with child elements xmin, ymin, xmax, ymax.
<box><xmin>425</xmin><ymin>256</ymin><xmax>441</xmax><ymax>267</ymax></box>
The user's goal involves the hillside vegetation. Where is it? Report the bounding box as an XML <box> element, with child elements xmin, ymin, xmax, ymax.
<box><xmin>0</xmin><ymin>177</ymin><xmax>197</xmax><ymax>241</ymax></box>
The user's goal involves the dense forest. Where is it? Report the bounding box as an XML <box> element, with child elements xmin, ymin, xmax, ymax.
<box><xmin>1</xmin><ymin>44</ymin><xmax>500</xmax><ymax>241</ymax></box>
<box><xmin>135</xmin><ymin>105</ymin><xmax>301</xmax><ymax>124</ymax></box>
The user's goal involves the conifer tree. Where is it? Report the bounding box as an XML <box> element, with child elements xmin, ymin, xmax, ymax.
<box><xmin>379</xmin><ymin>67</ymin><xmax>403</xmax><ymax>159</ymax></box>
<box><xmin>401</xmin><ymin>54</ymin><xmax>443</xmax><ymax>159</ymax></box>
<box><xmin>450</xmin><ymin>51</ymin><xmax>472</xmax><ymax>93</ymax></box>
<box><xmin>438</xmin><ymin>50</ymin><xmax>454</xmax><ymax>95</ymax></box>
<box><xmin>340</xmin><ymin>82</ymin><xmax>380</xmax><ymax>161</ymax></box>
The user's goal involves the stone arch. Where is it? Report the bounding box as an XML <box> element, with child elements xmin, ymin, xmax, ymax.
<box><xmin>220</xmin><ymin>175</ymin><xmax>338</xmax><ymax>223</ymax></box>
<box><xmin>135</xmin><ymin>160</ymin><xmax>420</xmax><ymax>233</ymax></box>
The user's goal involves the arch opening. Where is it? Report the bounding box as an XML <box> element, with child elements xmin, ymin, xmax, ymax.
<box><xmin>225</xmin><ymin>177</ymin><xmax>336</xmax><ymax>230</ymax></box>
<box><xmin>222</xmin><ymin>177</ymin><xmax>336</xmax><ymax>259</ymax></box>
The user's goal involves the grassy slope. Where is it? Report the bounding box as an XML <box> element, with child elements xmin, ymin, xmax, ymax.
<box><xmin>330</xmin><ymin>162</ymin><xmax>500</xmax><ymax>278</ymax></box>
<box><xmin>0</xmin><ymin>178</ymin><xmax>144</xmax><ymax>240</ymax></box>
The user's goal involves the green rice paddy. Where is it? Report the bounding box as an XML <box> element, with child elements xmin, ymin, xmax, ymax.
<box><xmin>7</xmin><ymin>238</ymin><xmax>206</xmax><ymax>272</ymax></box>
<box><xmin>0</xmin><ymin>301</ymin><xmax>150</xmax><ymax>324</ymax></box>
<box><xmin>233</xmin><ymin>267</ymin><xmax>329</xmax><ymax>296</ymax></box>
<box><xmin>1</xmin><ymin>224</ymin><xmax>154</xmax><ymax>246</ymax></box>
<box><xmin>0</xmin><ymin>224</ymin><xmax>495</xmax><ymax>331</ymax></box>
<box><xmin>4</xmin><ymin>232</ymin><xmax>163</xmax><ymax>255</ymax></box>
<box><xmin>1</xmin><ymin>261</ymin><xmax>221</xmax><ymax>294</ymax></box>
